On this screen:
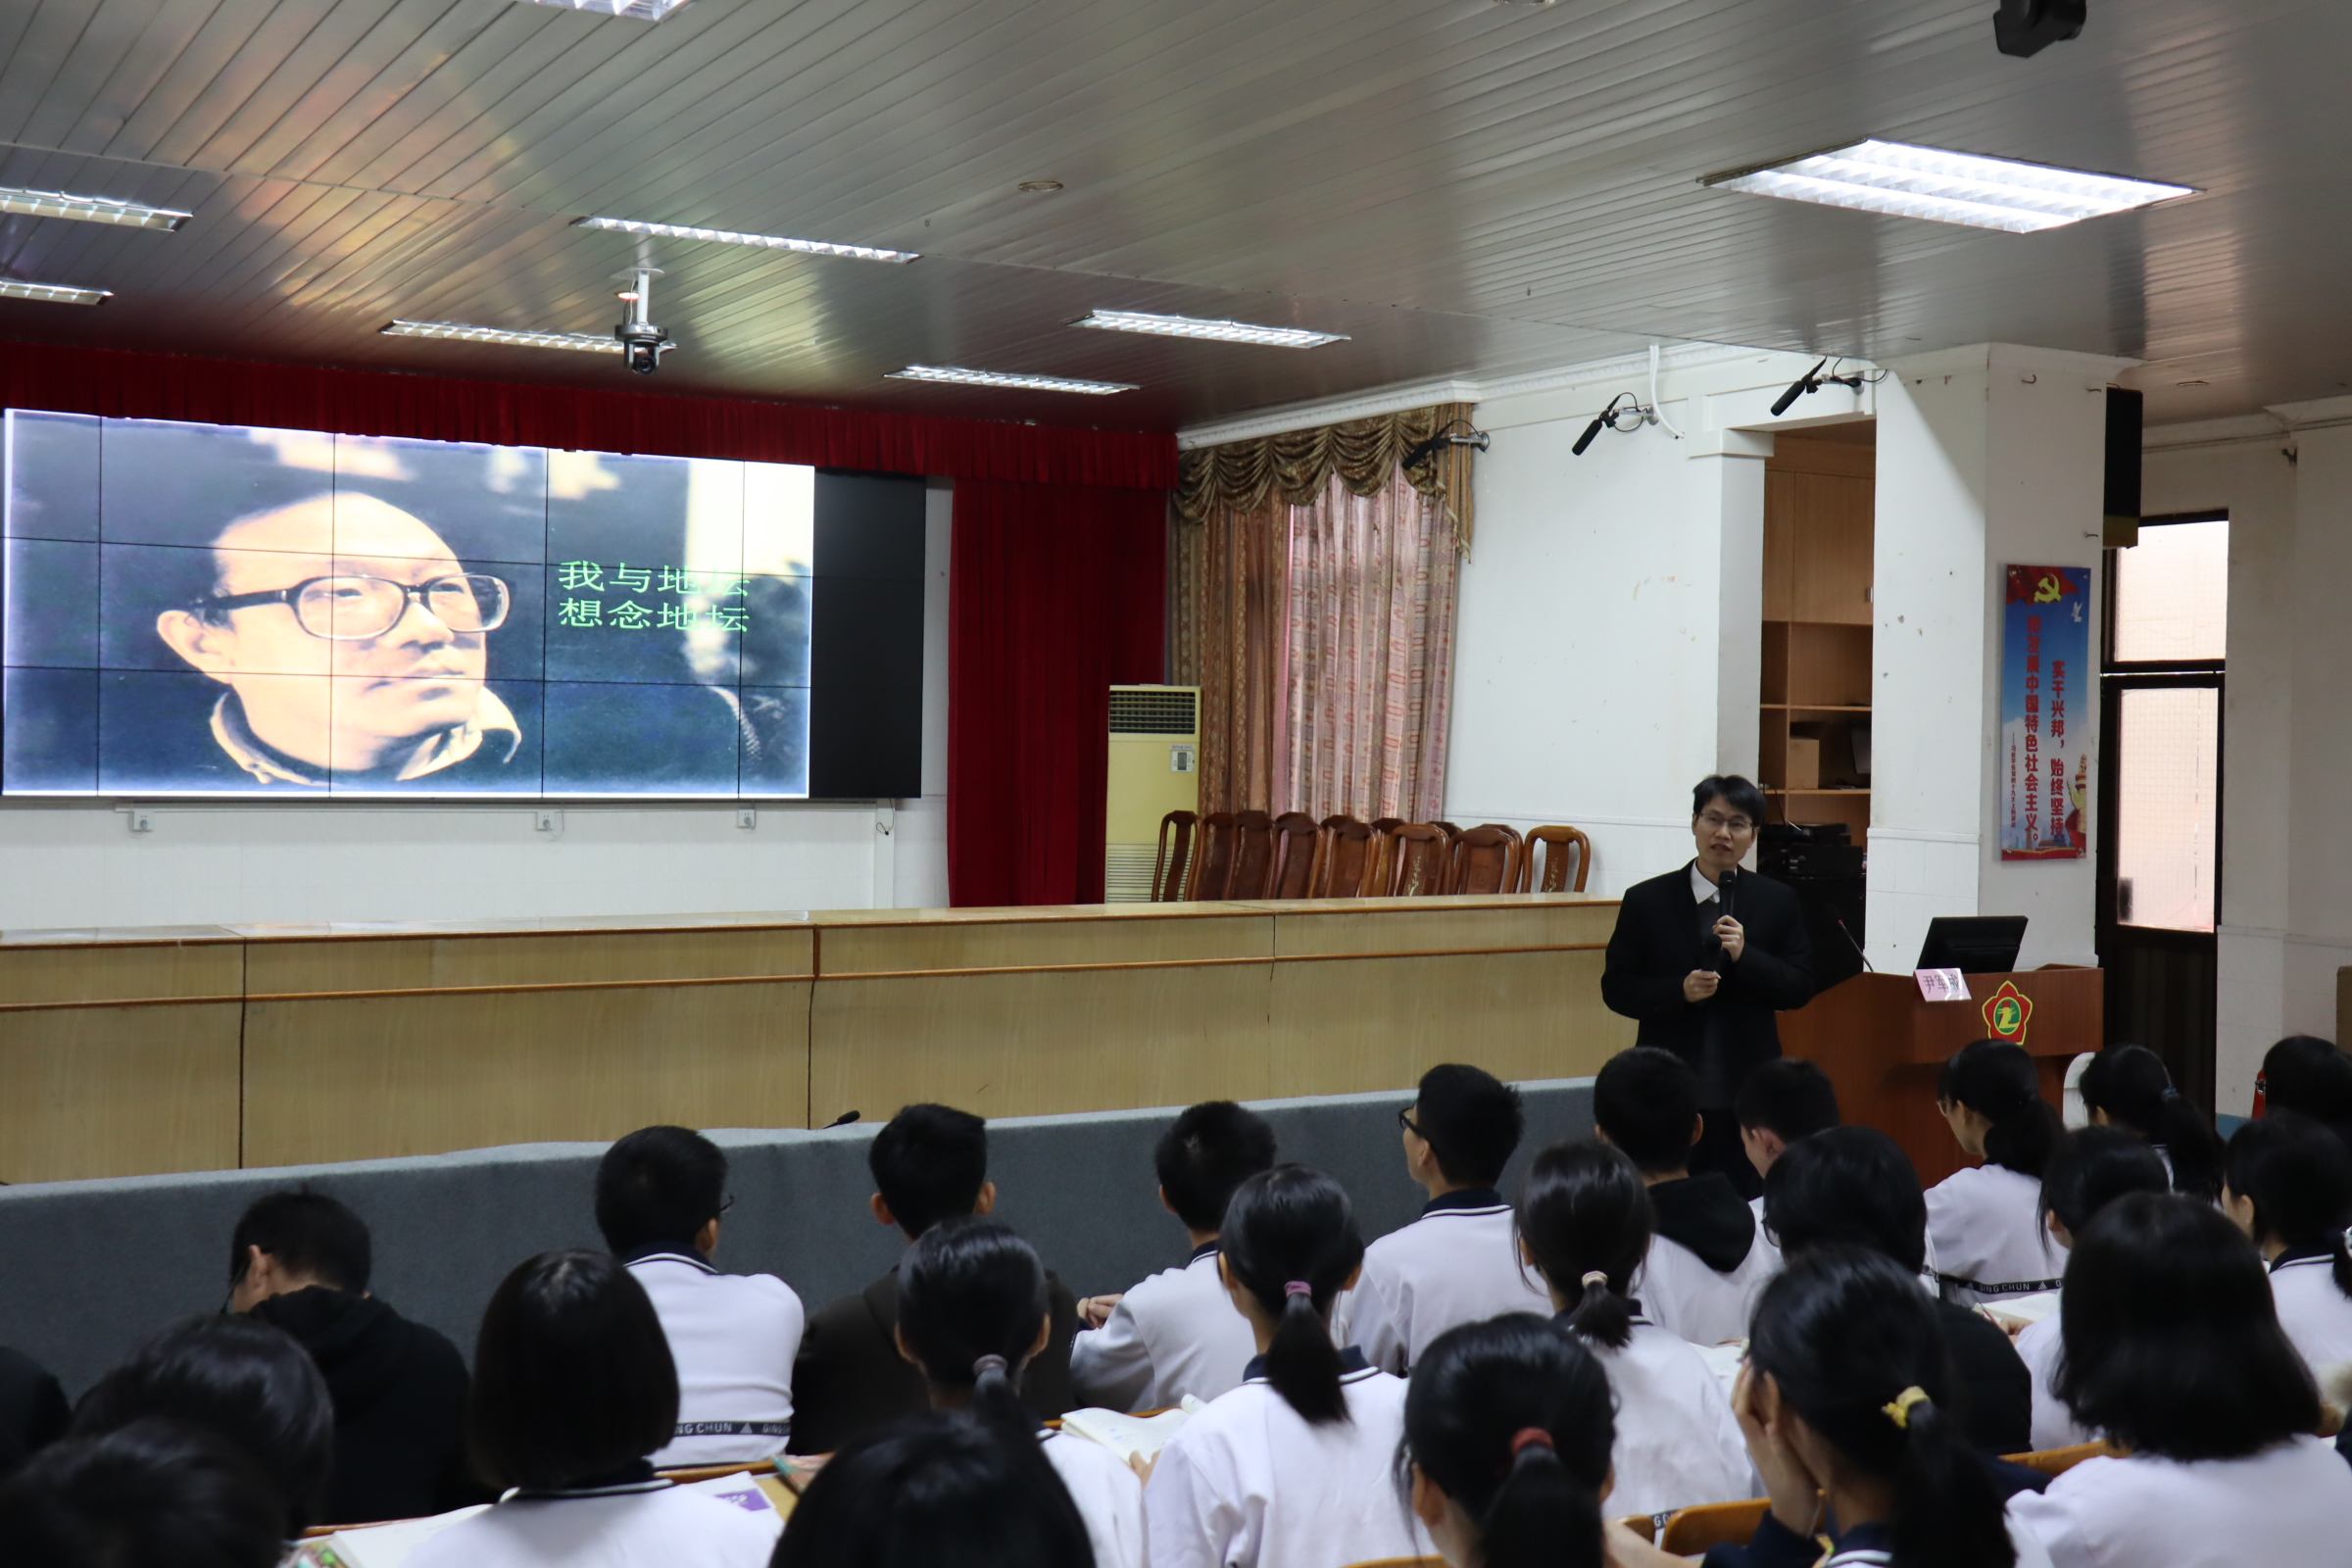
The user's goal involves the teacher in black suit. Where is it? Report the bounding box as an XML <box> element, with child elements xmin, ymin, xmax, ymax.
<box><xmin>1601</xmin><ymin>775</ymin><xmax>1815</xmax><ymax>1198</ymax></box>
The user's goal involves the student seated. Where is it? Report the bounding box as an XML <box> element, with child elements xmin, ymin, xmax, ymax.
<box><xmin>2223</xmin><ymin>1112</ymin><xmax>2352</xmax><ymax>1372</ymax></box>
<box><xmin>1611</xmin><ymin>1247</ymin><xmax>2047</xmax><ymax>1568</ymax></box>
<box><xmin>1928</xmin><ymin>1039</ymin><xmax>2065</xmax><ymax>1306</ymax></box>
<box><xmin>405</xmin><ymin>1250</ymin><xmax>776</xmax><ymax>1568</ymax></box>
<box><xmin>1594</xmin><ymin>1048</ymin><xmax>1778</xmax><ymax>1346</ymax></box>
<box><xmin>1336</xmin><ymin>1064</ymin><xmax>1552</xmax><ymax>1374</ymax></box>
<box><xmin>897</xmin><ymin>1218</ymin><xmax>1144</xmax><ymax>1568</ymax></box>
<box><xmin>1147</xmin><ymin>1164</ymin><xmax>1435</xmax><ymax>1568</ymax></box>
<box><xmin>775</xmin><ymin>1410</ymin><xmax>1096</xmax><ymax>1568</ymax></box>
<box><xmin>2259</xmin><ymin>1034</ymin><xmax>2352</xmax><ymax>1147</ymax></box>
<box><xmin>2015</xmin><ymin>1127</ymin><xmax>2170</xmax><ymax>1450</ymax></box>
<box><xmin>1515</xmin><ymin>1140</ymin><xmax>1751</xmax><ymax>1515</ymax></box>
<box><xmin>72</xmin><ymin>1315</ymin><xmax>333</xmax><ymax>1536</ymax></box>
<box><xmin>597</xmin><ymin>1125</ymin><xmax>806</xmax><ymax>1467</ymax></box>
<box><xmin>0</xmin><ymin>1344</ymin><xmax>67</xmax><ymax>1485</ymax></box>
<box><xmin>2076</xmin><ymin>1045</ymin><xmax>2226</xmax><ymax>1201</ymax></box>
<box><xmin>791</xmin><ymin>1103</ymin><xmax>1081</xmax><ymax>1455</ymax></box>
<box><xmin>1403</xmin><ymin>1314</ymin><xmax>1618</xmax><ymax>1568</ymax></box>
<box><xmin>226</xmin><ymin>1189</ymin><xmax>475</xmax><ymax>1522</ymax></box>
<box><xmin>1763</xmin><ymin>1126</ymin><xmax>2034</xmax><ymax>1458</ymax></box>
<box><xmin>1071</xmin><ymin>1100</ymin><xmax>1274</xmax><ymax>1410</ymax></box>
<box><xmin>0</xmin><ymin>1419</ymin><xmax>288</xmax><ymax>1568</ymax></box>
<box><xmin>1733</xmin><ymin>1057</ymin><xmax>1840</xmax><ymax>1219</ymax></box>
<box><xmin>2008</xmin><ymin>1194</ymin><xmax>2352</xmax><ymax>1567</ymax></box>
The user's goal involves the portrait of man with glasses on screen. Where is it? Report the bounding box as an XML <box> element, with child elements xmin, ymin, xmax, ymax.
<box><xmin>153</xmin><ymin>493</ymin><xmax>523</xmax><ymax>788</ymax></box>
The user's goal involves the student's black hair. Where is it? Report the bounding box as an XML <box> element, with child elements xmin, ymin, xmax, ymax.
<box><xmin>871</xmin><ymin>1103</ymin><xmax>990</xmax><ymax>1240</ymax></box>
<box><xmin>0</xmin><ymin>1419</ymin><xmax>287</xmax><ymax>1568</ymax></box>
<box><xmin>2035</xmin><ymin>1125</ymin><xmax>2169</xmax><ymax>1245</ymax></box>
<box><xmin>2076</xmin><ymin>1045</ymin><xmax>2226</xmax><ymax>1202</ymax></box>
<box><xmin>1936</xmin><ymin>1039</ymin><xmax>2060</xmax><ymax>1179</ymax></box>
<box><xmin>2226</xmin><ymin>1113</ymin><xmax>2352</xmax><ymax>1299</ymax></box>
<box><xmin>1411</xmin><ymin>1063</ymin><xmax>1526</xmax><ymax>1188</ymax></box>
<box><xmin>1748</xmin><ymin>1248</ymin><xmax>2015</xmax><ymax>1568</ymax></box>
<box><xmin>774</xmin><ymin>1410</ymin><xmax>1095</xmax><ymax>1568</ymax></box>
<box><xmin>1218</xmin><ymin>1164</ymin><xmax>1366</xmax><ymax>1426</ymax></box>
<box><xmin>595</xmin><ymin>1125</ymin><xmax>728</xmax><ymax>1255</ymax></box>
<box><xmin>898</xmin><ymin>1219</ymin><xmax>1052</xmax><ymax>1437</ymax></box>
<box><xmin>1401</xmin><ymin>1315</ymin><xmax>1613</xmax><ymax>1568</ymax></box>
<box><xmin>1733</xmin><ymin>1058</ymin><xmax>1841</xmax><ymax>1143</ymax></box>
<box><xmin>226</xmin><ymin>1190</ymin><xmax>372</xmax><ymax>1295</ymax></box>
<box><xmin>1154</xmin><ymin>1101</ymin><xmax>1278</xmax><ymax>1234</ymax></box>
<box><xmin>466</xmin><ymin>1249</ymin><xmax>679</xmax><ymax>1492</ymax></box>
<box><xmin>1591</xmin><ymin>1047</ymin><xmax>1698</xmax><ymax>1176</ymax></box>
<box><xmin>1692</xmin><ymin>774</ymin><xmax>1767</xmax><ymax>827</ymax></box>
<box><xmin>71</xmin><ymin>1315</ymin><xmax>333</xmax><ymax>1534</ymax></box>
<box><xmin>2262</xmin><ymin>1036</ymin><xmax>2352</xmax><ymax>1144</ymax></box>
<box><xmin>2055</xmin><ymin>1192</ymin><xmax>2320</xmax><ymax>1459</ymax></box>
<box><xmin>1759</xmin><ymin>1126</ymin><xmax>1928</xmax><ymax>1275</ymax></box>
<box><xmin>1515</xmin><ymin>1141</ymin><xmax>1650</xmax><ymax>1350</ymax></box>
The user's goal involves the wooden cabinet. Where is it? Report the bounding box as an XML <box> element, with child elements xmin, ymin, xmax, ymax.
<box><xmin>1760</xmin><ymin>428</ymin><xmax>1875</xmax><ymax>845</ymax></box>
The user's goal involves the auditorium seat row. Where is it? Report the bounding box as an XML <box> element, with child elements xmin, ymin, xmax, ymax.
<box><xmin>1150</xmin><ymin>812</ymin><xmax>1592</xmax><ymax>902</ymax></box>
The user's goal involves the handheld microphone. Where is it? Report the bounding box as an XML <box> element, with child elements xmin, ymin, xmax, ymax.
<box><xmin>1837</xmin><ymin>916</ymin><xmax>1875</xmax><ymax>972</ymax></box>
<box><xmin>1716</xmin><ymin>864</ymin><xmax>1737</xmax><ymax>919</ymax></box>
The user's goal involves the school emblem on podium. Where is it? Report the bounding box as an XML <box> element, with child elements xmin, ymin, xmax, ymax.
<box><xmin>1982</xmin><ymin>980</ymin><xmax>2033</xmax><ymax>1044</ymax></box>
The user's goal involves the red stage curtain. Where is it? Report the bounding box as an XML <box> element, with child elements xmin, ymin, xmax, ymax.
<box><xmin>0</xmin><ymin>342</ymin><xmax>1175</xmax><ymax>490</ymax></box>
<box><xmin>951</xmin><ymin>480</ymin><xmax>1167</xmax><ymax>906</ymax></box>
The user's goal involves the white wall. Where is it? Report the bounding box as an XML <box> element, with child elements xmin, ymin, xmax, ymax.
<box><xmin>0</xmin><ymin>483</ymin><xmax>954</xmax><ymax>929</ymax></box>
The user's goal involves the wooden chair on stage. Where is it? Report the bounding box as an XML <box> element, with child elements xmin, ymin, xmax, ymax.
<box><xmin>1448</xmin><ymin>825</ymin><xmax>1523</xmax><ymax>895</ymax></box>
<box><xmin>1518</xmin><ymin>824</ymin><xmax>1592</xmax><ymax>893</ymax></box>
<box><xmin>1225</xmin><ymin>809</ymin><xmax>1278</xmax><ymax>899</ymax></box>
<box><xmin>1433</xmin><ymin>820</ymin><xmax>1462</xmax><ymax>836</ymax></box>
<box><xmin>1267</xmin><ymin>811</ymin><xmax>1324</xmax><ymax>899</ymax></box>
<box><xmin>1312</xmin><ymin>815</ymin><xmax>1384</xmax><ymax>897</ymax></box>
<box><xmin>1385</xmin><ymin>822</ymin><xmax>1453</xmax><ymax>896</ymax></box>
<box><xmin>1185</xmin><ymin>811</ymin><xmax>1239</xmax><ymax>900</ymax></box>
<box><xmin>1151</xmin><ymin>810</ymin><xmax>1198</xmax><ymax>902</ymax></box>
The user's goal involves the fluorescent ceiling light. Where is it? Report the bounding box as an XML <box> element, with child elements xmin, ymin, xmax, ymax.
<box><xmin>1075</xmin><ymin>309</ymin><xmax>1347</xmax><ymax>348</ymax></box>
<box><xmin>517</xmin><ymin>0</ymin><xmax>692</xmax><ymax>18</ymax></box>
<box><xmin>1702</xmin><ymin>139</ymin><xmax>2193</xmax><ymax>233</ymax></box>
<box><xmin>575</xmin><ymin>216</ymin><xmax>916</xmax><ymax>263</ymax></box>
<box><xmin>383</xmin><ymin>319</ymin><xmax>619</xmax><ymax>354</ymax></box>
<box><xmin>0</xmin><ymin>186</ymin><xmax>190</xmax><ymax>231</ymax></box>
<box><xmin>0</xmin><ymin>279</ymin><xmax>110</xmax><ymax>305</ymax></box>
<box><xmin>889</xmin><ymin>365</ymin><xmax>1137</xmax><ymax>395</ymax></box>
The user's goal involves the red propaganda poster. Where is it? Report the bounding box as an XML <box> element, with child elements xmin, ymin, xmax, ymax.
<box><xmin>2000</xmin><ymin>565</ymin><xmax>2090</xmax><ymax>861</ymax></box>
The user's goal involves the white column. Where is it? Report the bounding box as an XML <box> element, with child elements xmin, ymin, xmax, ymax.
<box><xmin>1691</xmin><ymin>431</ymin><xmax>1773</xmax><ymax>779</ymax></box>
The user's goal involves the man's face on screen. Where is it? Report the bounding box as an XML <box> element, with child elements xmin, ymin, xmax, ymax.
<box><xmin>154</xmin><ymin>495</ymin><xmax>492</xmax><ymax>772</ymax></box>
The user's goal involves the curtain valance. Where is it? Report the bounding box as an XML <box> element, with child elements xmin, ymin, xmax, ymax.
<box><xmin>1174</xmin><ymin>403</ymin><xmax>1477</xmax><ymax>549</ymax></box>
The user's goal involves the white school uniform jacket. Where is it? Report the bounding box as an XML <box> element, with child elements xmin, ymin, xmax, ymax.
<box><xmin>625</xmin><ymin>1248</ymin><xmax>806</xmax><ymax>1467</ymax></box>
<box><xmin>1924</xmin><ymin>1163</ymin><xmax>2064</xmax><ymax>1307</ymax></box>
<box><xmin>1042</xmin><ymin>1427</ymin><xmax>1147</xmax><ymax>1568</ymax></box>
<box><xmin>1580</xmin><ymin>1313</ymin><xmax>1754</xmax><ymax>1516</ymax></box>
<box><xmin>2007</xmin><ymin>1436</ymin><xmax>2352</xmax><ymax>1568</ymax></box>
<box><xmin>1632</xmin><ymin>1175</ymin><xmax>1780</xmax><ymax>1346</ymax></box>
<box><xmin>2269</xmin><ymin>1250</ymin><xmax>2352</xmax><ymax>1373</ymax></box>
<box><xmin>1146</xmin><ymin>1348</ymin><xmax>1435</xmax><ymax>1568</ymax></box>
<box><xmin>404</xmin><ymin>1479</ymin><xmax>778</xmax><ymax>1568</ymax></box>
<box><xmin>2014</xmin><ymin>1308</ymin><xmax>2092</xmax><ymax>1451</ymax></box>
<box><xmin>1072</xmin><ymin>1242</ymin><xmax>1258</xmax><ymax>1409</ymax></box>
<box><xmin>1333</xmin><ymin>1188</ymin><xmax>1553</xmax><ymax>1375</ymax></box>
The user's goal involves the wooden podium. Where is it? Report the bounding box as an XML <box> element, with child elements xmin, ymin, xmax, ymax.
<box><xmin>1779</xmin><ymin>968</ymin><xmax>2103</xmax><ymax>1187</ymax></box>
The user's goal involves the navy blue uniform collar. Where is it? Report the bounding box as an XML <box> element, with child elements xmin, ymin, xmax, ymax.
<box><xmin>1244</xmin><ymin>1346</ymin><xmax>1372</xmax><ymax>1383</ymax></box>
<box><xmin>1189</xmin><ymin>1239</ymin><xmax>1222</xmax><ymax>1264</ymax></box>
<box><xmin>1422</xmin><ymin>1187</ymin><xmax>1506</xmax><ymax>1216</ymax></box>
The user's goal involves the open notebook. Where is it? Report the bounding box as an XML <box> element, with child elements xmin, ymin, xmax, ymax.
<box><xmin>298</xmin><ymin>1473</ymin><xmax>789</xmax><ymax>1568</ymax></box>
<box><xmin>1058</xmin><ymin>1395</ymin><xmax>1209</xmax><ymax>1464</ymax></box>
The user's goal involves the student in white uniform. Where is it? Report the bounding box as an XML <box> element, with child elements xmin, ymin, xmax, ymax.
<box><xmin>777</xmin><ymin>1409</ymin><xmax>1095</xmax><ymax>1568</ymax></box>
<box><xmin>597</xmin><ymin>1125</ymin><xmax>805</xmax><ymax>1468</ymax></box>
<box><xmin>2076</xmin><ymin>1044</ymin><xmax>2227</xmax><ymax>1202</ymax></box>
<box><xmin>1733</xmin><ymin>1057</ymin><xmax>1841</xmax><ymax>1225</ymax></box>
<box><xmin>2223</xmin><ymin>1112</ymin><xmax>2352</xmax><ymax>1372</ymax></box>
<box><xmin>1514</xmin><ymin>1139</ymin><xmax>1751</xmax><ymax>1515</ymax></box>
<box><xmin>2009</xmin><ymin>1193</ymin><xmax>2352</xmax><ymax>1568</ymax></box>
<box><xmin>1148</xmin><ymin>1163</ymin><xmax>1435</xmax><ymax>1568</ymax></box>
<box><xmin>1594</xmin><ymin>1048</ymin><xmax>1779</xmax><ymax>1345</ymax></box>
<box><xmin>1071</xmin><ymin>1099</ymin><xmax>1274</xmax><ymax>1409</ymax></box>
<box><xmin>1609</xmin><ymin>1248</ymin><xmax>2051</xmax><ymax>1568</ymax></box>
<box><xmin>1927</xmin><ymin>1040</ymin><xmax>2065</xmax><ymax>1307</ymax></box>
<box><xmin>2015</xmin><ymin>1127</ymin><xmax>2170</xmax><ymax>1451</ymax></box>
<box><xmin>405</xmin><ymin>1250</ymin><xmax>776</xmax><ymax>1568</ymax></box>
<box><xmin>895</xmin><ymin>1217</ymin><xmax>1145</xmax><ymax>1568</ymax></box>
<box><xmin>1402</xmin><ymin>1313</ymin><xmax>1618</xmax><ymax>1568</ymax></box>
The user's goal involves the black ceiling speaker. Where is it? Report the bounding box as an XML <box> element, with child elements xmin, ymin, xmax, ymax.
<box><xmin>1995</xmin><ymin>0</ymin><xmax>2085</xmax><ymax>57</ymax></box>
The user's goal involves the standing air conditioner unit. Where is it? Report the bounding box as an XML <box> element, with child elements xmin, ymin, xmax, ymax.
<box><xmin>1104</xmin><ymin>685</ymin><xmax>1200</xmax><ymax>902</ymax></box>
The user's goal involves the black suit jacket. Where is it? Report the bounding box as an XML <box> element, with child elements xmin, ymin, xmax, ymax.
<box><xmin>1601</xmin><ymin>863</ymin><xmax>1815</xmax><ymax>1096</ymax></box>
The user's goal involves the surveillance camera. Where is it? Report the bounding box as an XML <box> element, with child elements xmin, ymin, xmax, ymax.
<box><xmin>612</xmin><ymin>268</ymin><xmax>675</xmax><ymax>375</ymax></box>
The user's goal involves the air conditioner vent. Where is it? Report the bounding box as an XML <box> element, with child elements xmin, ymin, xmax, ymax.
<box><xmin>1110</xmin><ymin>687</ymin><xmax>1200</xmax><ymax>735</ymax></box>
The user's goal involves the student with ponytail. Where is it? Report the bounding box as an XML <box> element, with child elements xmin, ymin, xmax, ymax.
<box><xmin>2076</xmin><ymin>1044</ymin><xmax>2226</xmax><ymax>1201</ymax></box>
<box><xmin>2223</xmin><ymin>1113</ymin><xmax>2352</xmax><ymax>1372</ymax></box>
<box><xmin>1147</xmin><ymin>1164</ymin><xmax>1431</xmax><ymax>1568</ymax></box>
<box><xmin>2015</xmin><ymin>1127</ymin><xmax>2170</xmax><ymax>1449</ymax></box>
<box><xmin>1514</xmin><ymin>1141</ymin><xmax>1750</xmax><ymax>1515</ymax></box>
<box><xmin>1927</xmin><ymin>1040</ymin><xmax>2066</xmax><ymax>1306</ymax></box>
<box><xmin>896</xmin><ymin>1218</ymin><xmax>1143</xmax><ymax>1568</ymax></box>
<box><xmin>1400</xmin><ymin>1314</ymin><xmax>1615</xmax><ymax>1568</ymax></box>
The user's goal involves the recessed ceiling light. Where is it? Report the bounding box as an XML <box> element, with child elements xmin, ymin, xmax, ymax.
<box><xmin>1701</xmin><ymin>139</ymin><xmax>2193</xmax><ymax>233</ymax></box>
<box><xmin>516</xmin><ymin>0</ymin><xmax>691</xmax><ymax>18</ymax></box>
<box><xmin>573</xmin><ymin>216</ymin><xmax>916</xmax><ymax>263</ymax></box>
<box><xmin>1075</xmin><ymin>309</ymin><xmax>1348</xmax><ymax>349</ymax></box>
<box><xmin>2176</xmin><ymin>379</ymin><xmax>2209</xmax><ymax>387</ymax></box>
<box><xmin>382</xmin><ymin>320</ymin><xmax>620</xmax><ymax>354</ymax></box>
<box><xmin>0</xmin><ymin>279</ymin><xmax>111</xmax><ymax>305</ymax></box>
<box><xmin>1018</xmin><ymin>180</ymin><xmax>1064</xmax><ymax>194</ymax></box>
<box><xmin>0</xmin><ymin>186</ymin><xmax>190</xmax><ymax>231</ymax></box>
<box><xmin>888</xmin><ymin>365</ymin><xmax>1135</xmax><ymax>395</ymax></box>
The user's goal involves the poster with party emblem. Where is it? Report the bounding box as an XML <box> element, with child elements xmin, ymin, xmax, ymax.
<box><xmin>2000</xmin><ymin>564</ymin><xmax>2091</xmax><ymax>859</ymax></box>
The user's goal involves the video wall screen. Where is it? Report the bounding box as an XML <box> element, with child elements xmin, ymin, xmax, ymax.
<box><xmin>2</xmin><ymin>412</ymin><xmax>927</xmax><ymax>800</ymax></box>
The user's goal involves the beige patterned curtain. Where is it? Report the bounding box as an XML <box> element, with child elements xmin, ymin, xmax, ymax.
<box><xmin>1172</xmin><ymin>402</ymin><xmax>1478</xmax><ymax>552</ymax></box>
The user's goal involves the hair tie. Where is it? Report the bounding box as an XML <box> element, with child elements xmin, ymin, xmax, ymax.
<box><xmin>1508</xmin><ymin>1427</ymin><xmax>1555</xmax><ymax>1459</ymax></box>
<box><xmin>2160</xmin><ymin>1086</ymin><xmax>2181</xmax><ymax>1102</ymax></box>
<box><xmin>972</xmin><ymin>1353</ymin><xmax>1008</xmax><ymax>1380</ymax></box>
<box><xmin>1283</xmin><ymin>1280</ymin><xmax>1314</xmax><ymax>1299</ymax></box>
<box><xmin>1579</xmin><ymin>1270</ymin><xmax>1610</xmax><ymax>1292</ymax></box>
<box><xmin>1883</xmin><ymin>1386</ymin><xmax>1930</xmax><ymax>1429</ymax></box>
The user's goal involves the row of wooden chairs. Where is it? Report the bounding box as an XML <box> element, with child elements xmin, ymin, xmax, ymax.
<box><xmin>1151</xmin><ymin>812</ymin><xmax>1592</xmax><ymax>903</ymax></box>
